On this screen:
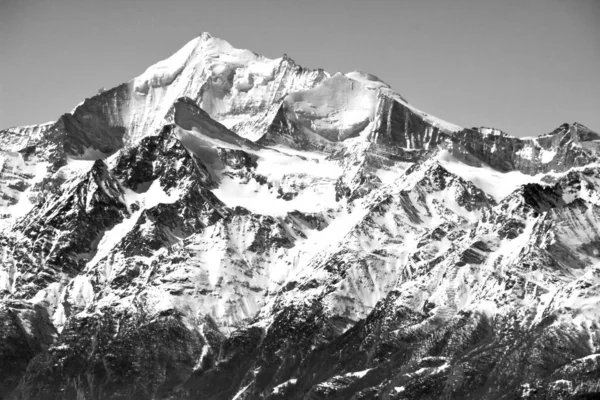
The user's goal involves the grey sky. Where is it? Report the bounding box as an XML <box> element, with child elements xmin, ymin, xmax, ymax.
<box><xmin>1</xmin><ymin>0</ymin><xmax>598</xmax><ymax>137</ymax></box>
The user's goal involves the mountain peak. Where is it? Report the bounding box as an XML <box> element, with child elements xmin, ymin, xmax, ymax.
<box><xmin>541</xmin><ymin>121</ymin><xmax>600</xmax><ymax>141</ymax></box>
<box><xmin>198</xmin><ymin>31</ymin><xmax>213</xmax><ymax>41</ymax></box>
<box><xmin>345</xmin><ymin>70</ymin><xmax>391</xmax><ymax>90</ymax></box>
<box><xmin>572</xmin><ymin>121</ymin><xmax>596</xmax><ymax>132</ymax></box>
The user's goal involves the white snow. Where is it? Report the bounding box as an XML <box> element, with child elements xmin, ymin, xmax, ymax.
<box><xmin>477</xmin><ymin>127</ymin><xmax>506</xmax><ymax>136</ymax></box>
<box><xmin>345</xmin><ymin>70</ymin><xmax>462</xmax><ymax>134</ymax></box>
<box><xmin>383</xmin><ymin>90</ymin><xmax>462</xmax><ymax>133</ymax></box>
<box><xmin>435</xmin><ymin>150</ymin><xmax>542</xmax><ymax>202</ymax></box>
<box><xmin>345</xmin><ymin>368</ymin><xmax>373</xmax><ymax>378</ymax></box>
<box><xmin>213</xmin><ymin>176</ymin><xmax>328</xmax><ymax>216</ymax></box>
<box><xmin>516</xmin><ymin>146</ymin><xmax>535</xmax><ymax>161</ymax></box>
<box><xmin>231</xmin><ymin>383</ymin><xmax>251</xmax><ymax>400</ymax></box>
<box><xmin>87</xmin><ymin>209</ymin><xmax>143</xmax><ymax>268</ymax></box>
<box><xmin>134</xmin><ymin>37</ymin><xmax>200</xmax><ymax>93</ymax></box>
<box><xmin>86</xmin><ymin>179</ymin><xmax>181</xmax><ymax>268</ymax></box>
<box><xmin>144</xmin><ymin>179</ymin><xmax>181</xmax><ymax>209</ymax></box>
<box><xmin>68</xmin><ymin>275</ymin><xmax>95</xmax><ymax>308</ymax></box>
<box><xmin>0</xmin><ymin>152</ymin><xmax>50</xmax><ymax>226</ymax></box>
<box><xmin>476</xmin><ymin>300</ymin><xmax>497</xmax><ymax>319</ymax></box>
<box><xmin>272</xmin><ymin>379</ymin><xmax>297</xmax><ymax>395</ymax></box>
<box><xmin>345</xmin><ymin>71</ymin><xmax>391</xmax><ymax>90</ymax></box>
<box><xmin>374</xmin><ymin>163</ymin><xmax>413</xmax><ymax>185</ymax></box>
<box><xmin>539</xmin><ymin>148</ymin><xmax>557</xmax><ymax>164</ymax></box>
<box><xmin>212</xmin><ymin>147</ymin><xmax>341</xmax><ymax>216</ymax></box>
<box><xmin>71</xmin><ymin>147</ymin><xmax>111</xmax><ymax>161</ymax></box>
<box><xmin>283</xmin><ymin>73</ymin><xmax>379</xmax><ymax>141</ymax></box>
<box><xmin>7</xmin><ymin>32</ymin><xmax>600</xmax><ymax>369</ymax></box>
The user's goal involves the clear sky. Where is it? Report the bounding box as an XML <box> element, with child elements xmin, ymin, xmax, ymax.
<box><xmin>1</xmin><ymin>0</ymin><xmax>598</xmax><ymax>137</ymax></box>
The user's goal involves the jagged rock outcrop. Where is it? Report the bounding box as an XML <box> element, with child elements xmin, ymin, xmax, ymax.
<box><xmin>450</xmin><ymin>122</ymin><xmax>600</xmax><ymax>174</ymax></box>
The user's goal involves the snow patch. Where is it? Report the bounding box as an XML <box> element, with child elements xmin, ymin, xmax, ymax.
<box><xmin>436</xmin><ymin>150</ymin><xmax>542</xmax><ymax>201</ymax></box>
<box><xmin>272</xmin><ymin>378</ymin><xmax>297</xmax><ymax>395</ymax></box>
<box><xmin>345</xmin><ymin>368</ymin><xmax>373</xmax><ymax>378</ymax></box>
<box><xmin>134</xmin><ymin>37</ymin><xmax>200</xmax><ymax>93</ymax></box>
<box><xmin>540</xmin><ymin>148</ymin><xmax>557</xmax><ymax>164</ymax></box>
<box><xmin>68</xmin><ymin>275</ymin><xmax>95</xmax><ymax>308</ymax></box>
<box><xmin>87</xmin><ymin>209</ymin><xmax>143</xmax><ymax>268</ymax></box>
<box><xmin>86</xmin><ymin>179</ymin><xmax>181</xmax><ymax>268</ymax></box>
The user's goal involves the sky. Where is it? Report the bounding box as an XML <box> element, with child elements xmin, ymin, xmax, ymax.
<box><xmin>0</xmin><ymin>0</ymin><xmax>598</xmax><ymax>137</ymax></box>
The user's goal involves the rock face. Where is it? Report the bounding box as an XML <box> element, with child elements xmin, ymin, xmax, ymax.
<box><xmin>450</xmin><ymin>123</ymin><xmax>600</xmax><ymax>174</ymax></box>
<box><xmin>2</xmin><ymin>33</ymin><xmax>600</xmax><ymax>399</ymax></box>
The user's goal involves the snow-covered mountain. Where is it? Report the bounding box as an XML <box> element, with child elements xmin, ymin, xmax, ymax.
<box><xmin>1</xmin><ymin>33</ymin><xmax>600</xmax><ymax>400</ymax></box>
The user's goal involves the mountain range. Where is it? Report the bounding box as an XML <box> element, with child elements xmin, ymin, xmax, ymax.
<box><xmin>1</xmin><ymin>32</ymin><xmax>600</xmax><ymax>399</ymax></box>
